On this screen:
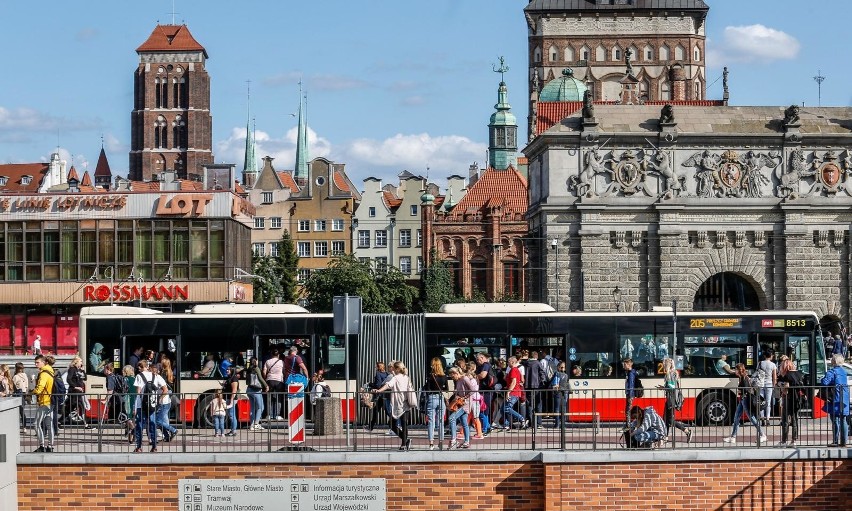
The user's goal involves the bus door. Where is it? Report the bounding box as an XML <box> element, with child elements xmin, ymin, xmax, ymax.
<box><xmin>755</xmin><ymin>332</ymin><xmax>784</xmax><ymax>366</ymax></box>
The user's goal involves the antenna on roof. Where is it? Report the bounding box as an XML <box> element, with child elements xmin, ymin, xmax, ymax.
<box><xmin>100</xmin><ymin>133</ymin><xmax>105</xmax><ymax>149</ymax></box>
<box><xmin>813</xmin><ymin>70</ymin><xmax>826</xmax><ymax>107</ymax></box>
<box><xmin>168</xmin><ymin>0</ymin><xmax>180</xmax><ymax>25</ymax></box>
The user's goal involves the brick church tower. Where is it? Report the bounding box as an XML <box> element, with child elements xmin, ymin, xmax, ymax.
<box><xmin>130</xmin><ymin>24</ymin><xmax>213</xmax><ymax>181</ymax></box>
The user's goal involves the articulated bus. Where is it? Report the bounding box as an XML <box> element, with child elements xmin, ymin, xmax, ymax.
<box><xmin>79</xmin><ymin>303</ymin><xmax>827</xmax><ymax>426</ymax></box>
<box><xmin>425</xmin><ymin>304</ymin><xmax>828</xmax><ymax>425</ymax></box>
<box><xmin>79</xmin><ymin>304</ymin><xmax>350</xmax><ymax>424</ymax></box>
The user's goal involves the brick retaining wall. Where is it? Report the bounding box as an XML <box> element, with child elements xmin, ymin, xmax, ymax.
<box><xmin>16</xmin><ymin>453</ymin><xmax>852</xmax><ymax>511</ymax></box>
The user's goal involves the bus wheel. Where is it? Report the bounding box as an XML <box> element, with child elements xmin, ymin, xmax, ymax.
<box><xmin>697</xmin><ymin>392</ymin><xmax>731</xmax><ymax>426</ymax></box>
<box><xmin>195</xmin><ymin>394</ymin><xmax>215</xmax><ymax>428</ymax></box>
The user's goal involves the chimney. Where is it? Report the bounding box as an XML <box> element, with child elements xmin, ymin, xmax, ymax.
<box><xmin>669</xmin><ymin>64</ymin><xmax>687</xmax><ymax>101</ymax></box>
<box><xmin>469</xmin><ymin>162</ymin><xmax>480</xmax><ymax>187</ymax></box>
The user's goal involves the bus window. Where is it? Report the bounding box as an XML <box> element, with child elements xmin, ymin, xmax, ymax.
<box><xmin>318</xmin><ymin>334</ymin><xmax>345</xmax><ymax>380</ymax></box>
<box><xmin>684</xmin><ymin>347</ymin><xmax>745</xmax><ymax>377</ymax></box>
<box><xmin>619</xmin><ymin>335</ymin><xmax>669</xmax><ymax>377</ymax></box>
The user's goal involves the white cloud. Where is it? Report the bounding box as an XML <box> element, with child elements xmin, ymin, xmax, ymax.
<box><xmin>262</xmin><ymin>72</ymin><xmax>370</xmax><ymax>91</ymax></box>
<box><xmin>0</xmin><ymin>106</ymin><xmax>102</xmax><ymax>132</ymax></box>
<box><xmin>216</xmin><ymin>127</ymin><xmax>487</xmax><ymax>190</ymax></box>
<box><xmin>75</xmin><ymin>28</ymin><xmax>98</xmax><ymax>42</ymax></box>
<box><xmin>712</xmin><ymin>24</ymin><xmax>800</xmax><ymax>64</ymax></box>
<box><xmin>215</xmin><ymin>126</ymin><xmax>331</xmax><ymax>173</ymax></box>
<box><xmin>103</xmin><ymin>133</ymin><xmax>126</xmax><ymax>154</ymax></box>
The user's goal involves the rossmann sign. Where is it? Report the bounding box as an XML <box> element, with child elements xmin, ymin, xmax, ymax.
<box><xmin>83</xmin><ymin>284</ymin><xmax>189</xmax><ymax>302</ymax></box>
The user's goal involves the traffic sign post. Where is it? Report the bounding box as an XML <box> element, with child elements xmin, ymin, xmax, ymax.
<box><xmin>333</xmin><ymin>294</ymin><xmax>361</xmax><ymax>447</ymax></box>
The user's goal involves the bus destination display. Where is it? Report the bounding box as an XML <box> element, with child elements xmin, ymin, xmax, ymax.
<box><xmin>761</xmin><ymin>318</ymin><xmax>808</xmax><ymax>329</ymax></box>
<box><xmin>689</xmin><ymin>318</ymin><xmax>742</xmax><ymax>329</ymax></box>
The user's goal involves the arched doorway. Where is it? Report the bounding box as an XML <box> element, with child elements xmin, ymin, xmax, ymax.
<box><xmin>693</xmin><ymin>272</ymin><xmax>761</xmax><ymax>311</ymax></box>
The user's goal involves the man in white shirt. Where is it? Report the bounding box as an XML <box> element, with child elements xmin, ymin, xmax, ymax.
<box><xmin>133</xmin><ymin>359</ymin><xmax>166</xmax><ymax>453</ymax></box>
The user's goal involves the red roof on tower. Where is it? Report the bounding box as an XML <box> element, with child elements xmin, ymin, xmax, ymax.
<box><xmin>136</xmin><ymin>24</ymin><xmax>208</xmax><ymax>58</ymax></box>
<box><xmin>93</xmin><ymin>147</ymin><xmax>112</xmax><ymax>177</ymax></box>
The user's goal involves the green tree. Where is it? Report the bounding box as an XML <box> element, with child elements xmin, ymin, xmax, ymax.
<box><xmin>275</xmin><ymin>230</ymin><xmax>299</xmax><ymax>304</ymax></box>
<box><xmin>304</xmin><ymin>255</ymin><xmax>419</xmax><ymax>313</ymax></box>
<box><xmin>251</xmin><ymin>253</ymin><xmax>283</xmax><ymax>304</ymax></box>
<box><xmin>420</xmin><ymin>253</ymin><xmax>456</xmax><ymax>312</ymax></box>
<box><xmin>251</xmin><ymin>230</ymin><xmax>300</xmax><ymax>304</ymax></box>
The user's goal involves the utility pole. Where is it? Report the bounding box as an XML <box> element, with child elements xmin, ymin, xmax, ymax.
<box><xmin>813</xmin><ymin>70</ymin><xmax>826</xmax><ymax>107</ymax></box>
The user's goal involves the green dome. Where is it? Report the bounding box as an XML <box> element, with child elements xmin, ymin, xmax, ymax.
<box><xmin>490</xmin><ymin>109</ymin><xmax>516</xmax><ymax>125</ymax></box>
<box><xmin>420</xmin><ymin>191</ymin><xmax>435</xmax><ymax>204</ymax></box>
<box><xmin>539</xmin><ymin>68</ymin><xmax>588</xmax><ymax>102</ymax></box>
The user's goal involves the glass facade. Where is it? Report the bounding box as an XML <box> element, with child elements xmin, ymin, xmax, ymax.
<box><xmin>0</xmin><ymin>218</ymin><xmax>249</xmax><ymax>283</ymax></box>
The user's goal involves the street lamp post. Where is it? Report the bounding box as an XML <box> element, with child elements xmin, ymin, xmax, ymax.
<box><xmin>551</xmin><ymin>238</ymin><xmax>559</xmax><ymax>311</ymax></box>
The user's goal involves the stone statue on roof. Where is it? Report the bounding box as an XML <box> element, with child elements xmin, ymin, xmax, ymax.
<box><xmin>582</xmin><ymin>90</ymin><xmax>595</xmax><ymax>119</ymax></box>
<box><xmin>783</xmin><ymin>104</ymin><xmax>800</xmax><ymax>126</ymax></box>
<box><xmin>659</xmin><ymin>104</ymin><xmax>675</xmax><ymax>124</ymax></box>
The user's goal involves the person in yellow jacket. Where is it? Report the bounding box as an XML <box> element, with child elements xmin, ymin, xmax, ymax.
<box><xmin>33</xmin><ymin>355</ymin><xmax>55</xmax><ymax>452</ymax></box>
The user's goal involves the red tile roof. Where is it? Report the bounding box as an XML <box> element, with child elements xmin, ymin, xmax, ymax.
<box><xmin>80</xmin><ymin>171</ymin><xmax>92</xmax><ymax>187</ymax></box>
<box><xmin>93</xmin><ymin>147</ymin><xmax>111</xmax><ymax>177</ymax></box>
<box><xmin>67</xmin><ymin>166</ymin><xmax>79</xmax><ymax>182</ymax></box>
<box><xmin>234</xmin><ymin>181</ymin><xmax>246</xmax><ymax>194</ymax></box>
<box><xmin>0</xmin><ymin>163</ymin><xmax>48</xmax><ymax>192</ymax></box>
<box><xmin>179</xmin><ymin>180</ymin><xmax>203</xmax><ymax>191</ymax></box>
<box><xmin>136</xmin><ymin>25</ymin><xmax>207</xmax><ymax>57</ymax></box>
<box><xmin>129</xmin><ymin>181</ymin><xmax>161</xmax><ymax>191</ymax></box>
<box><xmin>535</xmin><ymin>99</ymin><xmax>727</xmax><ymax>135</ymax></box>
<box><xmin>276</xmin><ymin>171</ymin><xmax>300</xmax><ymax>193</ymax></box>
<box><xmin>383</xmin><ymin>190</ymin><xmax>402</xmax><ymax>209</ymax></box>
<box><xmin>447</xmin><ymin>167</ymin><xmax>527</xmax><ymax>219</ymax></box>
<box><xmin>333</xmin><ymin>170</ymin><xmax>350</xmax><ymax>193</ymax></box>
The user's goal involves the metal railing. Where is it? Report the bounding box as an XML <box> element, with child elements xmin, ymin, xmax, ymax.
<box><xmin>17</xmin><ymin>386</ymin><xmax>849</xmax><ymax>453</ymax></box>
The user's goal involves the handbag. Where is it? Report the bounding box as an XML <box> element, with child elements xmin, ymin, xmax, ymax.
<box><xmin>285</xmin><ymin>356</ymin><xmax>309</xmax><ymax>398</ymax></box>
<box><xmin>449</xmin><ymin>395</ymin><xmax>466</xmax><ymax>412</ymax></box>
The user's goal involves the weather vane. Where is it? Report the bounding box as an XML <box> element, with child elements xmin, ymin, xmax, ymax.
<box><xmin>813</xmin><ymin>70</ymin><xmax>826</xmax><ymax>107</ymax></box>
<box><xmin>493</xmin><ymin>56</ymin><xmax>509</xmax><ymax>83</ymax></box>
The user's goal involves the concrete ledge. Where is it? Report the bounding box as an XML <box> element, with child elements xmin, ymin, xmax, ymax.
<box><xmin>18</xmin><ymin>447</ymin><xmax>852</xmax><ymax>465</ymax></box>
<box><xmin>0</xmin><ymin>397</ymin><xmax>21</xmax><ymax>413</ymax></box>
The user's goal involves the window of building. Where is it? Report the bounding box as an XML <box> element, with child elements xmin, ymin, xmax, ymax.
<box><xmin>270</xmin><ymin>242</ymin><xmax>280</xmax><ymax>257</ymax></box>
<box><xmin>417</xmin><ymin>256</ymin><xmax>423</xmax><ymax>274</ymax></box>
<box><xmin>471</xmin><ymin>261</ymin><xmax>488</xmax><ymax>296</ymax></box>
<box><xmin>417</xmin><ymin>229</ymin><xmax>422</xmax><ymax>247</ymax></box>
<box><xmin>368</xmin><ymin>207</ymin><xmax>376</xmax><ymax>218</ymax></box>
<box><xmin>298</xmin><ymin>268</ymin><xmax>310</xmax><ymax>283</ymax></box>
<box><xmin>645</xmin><ymin>45</ymin><xmax>654</xmax><ymax>61</ymax></box>
<box><xmin>332</xmin><ymin>219</ymin><xmax>344</xmax><ymax>231</ymax></box>
<box><xmin>297</xmin><ymin>220</ymin><xmax>310</xmax><ymax>232</ymax></box>
<box><xmin>358</xmin><ymin>257</ymin><xmax>370</xmax><ymax>264</ymax></box>
<box><xmin>314</xmin><ymin>219</ymin><xmax>327</xmax><ymax>232</ymax></box>
<box><xmin>410</xmin><ymin>205</ymin><xmax>418</xmax><ymax>216</ymax></box>
<box><xmin>694</xmin><ymin>46</ymin><xmax>701</xmax><ymax>61</ymax></box>
<box><xmin>581</xmin><ymin>46</ymin><xmax>590</xmax><ymax>61</ymax></box>
<box><xmin>358</xmin><ymin>230</ymin><xmax>370</xmax><ymax>248</ymax></box>
<box><xmin>314</xmin><ymin>241</ymin><xmax>328</xmax><ymax>257</ymax></box>
<box><xmin>659</xmin><ymin>45</ymin><xmax>670</xmax><ymax>61</ymax></box>
<box><xmin>254</xmin><ymin>217</ymin><xmax>265</xmax><ymax>229</ymax></box>
<box><xmin>549</xmin><ymin>45</ymin><xmax>558</xmax><ymax>62</ymax></box>
<box><xmin>252</xmin><ymin>243</ymin><xmax>265</xmax><ymax>256</ymax></box>
<box><xmin>596</xmin><ymin>45</ymin><xmax>606</xmax><ymax>62</ymax></box>
<box><xmin>331</xmin><ymin>240</ymin><xmax>345</xmax><ymax>256</ymax></box>
<box><xmin>262</xmin><ymin>192</ymin><xmax>273</xmax><ymax>204</ymax></box>
<box><xmin>533</xmin><ymin>47</ymin><xmax>541</xmax><ymax>63</ymax></box>
<box><xmin>375</xmin><ymin>257</ymin><xmax>387</xmax><ymax>271</ymax></box>
<box><xmin>0</xmin><ymin>176</ymin><xmax>7</xmax><ymax>186</ymax></box>
<box><xmin>21</xmin><ymin>175</ymin><xmax>32</xmax><ymax>185</ymax></box>
<box><xmin>564</xmin><ymin>47</ymin><xmax>575</xmax><ymax>62</ymax></box>
<box><xmin>297</xmin><ymin>242</ymin><xmax>311</xmax><ymax>258</ymax></box>
<box><xmin>270</xmin><ymin>217</ymin><xmax>282</xmax><ymax>229</ymax></box>
<box><xmin>399</xmin><ymin>229</ymin><xmax>412</xmax><ymax>247</ymax></box>
<box><xmin>613</xmin><ymin>47</ymin><xmax>622</xmax><ymax>61</ymax></box>
<box><xmin>504</xmin><ymin>262</ymin><xmax>520</xmax><ymax>298</ymax></box>
<box><xmin>375</xmin><ymin>230</ymin><xmax>387</xmax><ymax>247</ymax></box>
<box><xmin>399</xmin><ymin>256</ymin><xmax>411</xmax><ymax>274</ymax></box>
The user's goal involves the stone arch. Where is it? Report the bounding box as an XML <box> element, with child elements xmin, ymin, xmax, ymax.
<box><xmin>819</xmin><ymin>314</ymin><xmax>843</xmax><ymax>337</ymax></box>
<box><xmin>692</xmin><ymin>271</ymin><xmax>763</xmax><ymax>312</ymax></box>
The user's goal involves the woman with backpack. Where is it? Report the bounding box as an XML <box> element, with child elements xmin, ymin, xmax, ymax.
<box><xmin>722</xmin><ymin>363</ymin><xmax>766</xmax><ymax>445</ymax></box>
<box><xmin>659</xmin><ymin>357</ymin><xmax>692</xmax><ymax>443</ymax></box>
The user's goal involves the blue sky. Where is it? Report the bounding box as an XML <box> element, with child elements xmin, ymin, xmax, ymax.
<box><xmin>0</xmin><ymin>1</ymin><xmax>849</xmax><ymax>190</ymax></box>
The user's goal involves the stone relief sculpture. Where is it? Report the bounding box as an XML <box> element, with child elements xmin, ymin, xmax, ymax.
<box><xmin>739</xmin><ymin>150</ymin><xmax>780</xmax><ymax>198</ymax></box>
<box><xmin>776</xmin><ymin>147</ymin><xmax>811</xmax><ymax>198</ymax></box>
<box><xmin>805</xmin><ymin>149</ymin><xmax>850</xmax><ymax>196</ymax></box>
<box><xmin>569</xmin><ymin>146</ymin><xmax>606</xmax><ymax>198</ymax></box>
<box><xmin>682</xmin><ymin>150</ymin><xmax>720</xmax><ymax>198</ymax></box>
<box><xmin>643</xmin><ymin>150</ymin><xmax>685</xmax><ymax>198</ymax></box>
<box><xmin>602</xmin><ymin>149</ymin><xmax>649</xmax><ymax>196</ymax></box>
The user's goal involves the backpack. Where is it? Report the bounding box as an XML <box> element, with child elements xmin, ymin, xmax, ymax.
<box><xmin>482</xmin><ymin>364</ymin><xmax>498</xmax><ymax>389</ymax></box>
<box><xmin>544</xmin><ymin>361</ymin><xmax>556</xmax><ymax>387</ymax></box>
<box><xmin>111</xmin><ymin>373</ymin><xmax>129</xmax><ymax>395</ymax></box>
<box><xmin>749</xmin><ymin>368</ymin><xmax>767</xmax><ymax>394</ymax></box>
<box><xmin>52</xmin><ymin>370</ymin><xmax>67</xmax><ymax>398</ymax></box>
<box><xmin>633</xmin><ymin>375</ymin><xmax>645</xmax><ymax>398</ymax></box>
<box><xmin>139</xmin><ymin>373</ymin><xmax>159</xmax><ymax>415</ymax></box>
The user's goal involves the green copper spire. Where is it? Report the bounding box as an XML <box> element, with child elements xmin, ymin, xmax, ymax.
<box><xmin>294</xmin><ymin>83</ymin><xmax>310</xmax><ymax>183</ymax></box>
<box><xmin>488</xmin><ymin>57</ymin><xmax>517</xmax><ymax>170</ymax></box>
<box><xmin>242</xmin><ymin>81</ymin><xmax>258</xmax><ymax>187</ymax></box>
